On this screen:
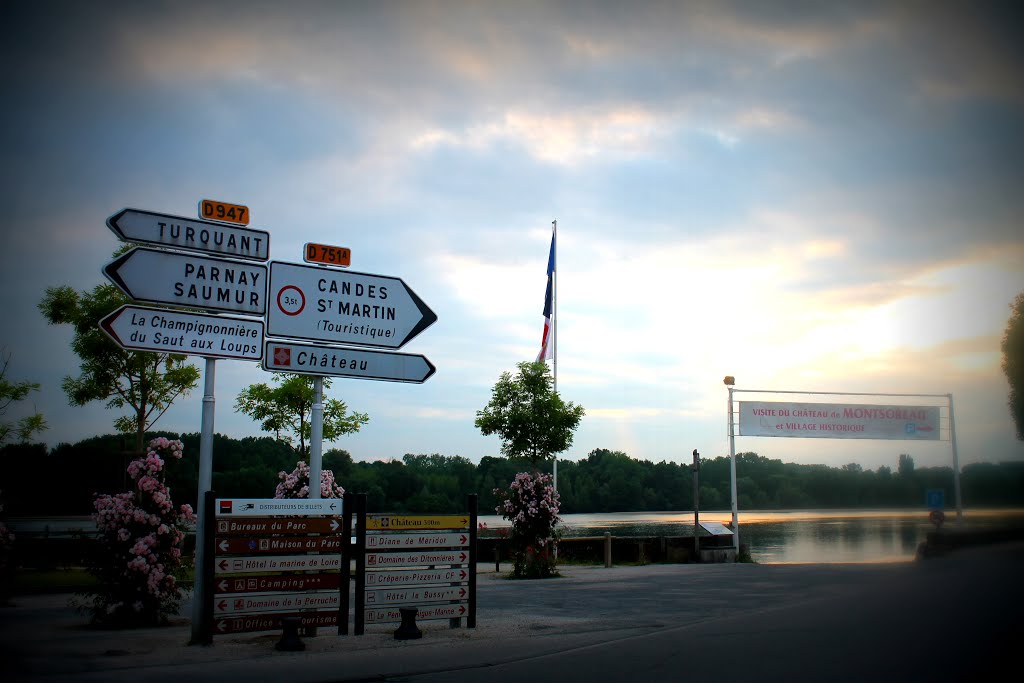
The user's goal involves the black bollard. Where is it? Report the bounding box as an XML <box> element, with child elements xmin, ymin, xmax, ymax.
<box><xmin>275</xmin><ymin>616</ymin><xmax>306</xmax><ymax>651</ymax></box>
<box><xmin>394</xmin><ymin>607</ymin><xmax>422</xmax><ymax>640</ymax></box>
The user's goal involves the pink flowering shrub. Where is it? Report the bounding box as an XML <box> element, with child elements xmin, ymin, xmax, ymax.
<box><xmin>83</xmin><ymin>437</ymin><xmax>195</xmax><ymax>626</ymax></box>
<box><xmin>494</xmin><ymin>472</ymin><xmax>560</xmax><ymax>578</ymax></box>
<box><xmin>275</xmin><ymin>460</ymin><xmax>344</xmax><ymax>499</ymax></box>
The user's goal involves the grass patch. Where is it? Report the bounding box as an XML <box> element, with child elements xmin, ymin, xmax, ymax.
<box><xmin>11</xmin><ymin>568</ymin><xmax>98</xmax><ymax>595</ymax></box>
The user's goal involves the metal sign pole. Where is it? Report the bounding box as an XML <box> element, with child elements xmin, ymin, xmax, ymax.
<box><xmin>309</xmin><ymin>377</ymin><xmax>324</xmax><ymax>500</ymax></box>
<box><xmin>728</xmin><ymin>385</ymin><xmax>739</xmax><ymax>553</ymax></box>
<box><xmin>948</xmin><ymin>393</ymin><xmax>964</xmax><ymax>524</ymax></box>
<box><xmin>190</xmin><ymin>357</ymin><xmax>216</xmax><ymax>645</ymax></box>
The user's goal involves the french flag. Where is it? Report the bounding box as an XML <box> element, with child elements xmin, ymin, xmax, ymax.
<box><xmin>537</xmin><ymin>229</ymin><xmax>555</xmax><ymax>362</ymax></box>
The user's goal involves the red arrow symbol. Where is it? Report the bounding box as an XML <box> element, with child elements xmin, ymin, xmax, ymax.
<box><xmin>218</xmin><ymin>559</ymin><xmax>229</xmax><ymax>571</ymax></box>
<box><xmin>459</xmin><ymin>570</ymin><xmax>467</xmax><ymax>579</ymax></box>
<box><xmin>459</xmin><ymin>587</ymin><xmax>466</xmax><ymax>597</ymax></box>
<box><xmin>458</xmin><ymin>605</ymin><xmax>466</xmax><ymax>615</ymax></box>
<box><xmin>459</xmin><ymin>552</ymin><xmax>467</xmax><ymax>562</ymax></box>
<box><xmin>217</xmin><ymin>600</ymin><xmax>227</xmax><ymax>611</ymax></box>
<box><xmin>460</xmin><ymin>534</ymin><xmax>467</xmax><ymax>544</ymax></box>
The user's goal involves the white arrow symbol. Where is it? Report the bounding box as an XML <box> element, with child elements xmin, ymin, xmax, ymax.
<box><xmin>330</xmin><ymin>519</ymin><xmax>339</xmax><ymax>531</ymax></box>
<box><xmin>217</xmin><ymin>621</ymin><xmax>227</xmax><ymax>632</ymax></box>
<box><xmin>217</xmin><ymin>580</ymin><xmax>228</xmax><ymax>592</ymax></box>
<box><xmin>218</xmin><ymin>540</ymin><xmax>229</xmax><ymax>552</ymax></box>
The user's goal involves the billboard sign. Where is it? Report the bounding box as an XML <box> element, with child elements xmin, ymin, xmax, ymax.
<box><xmin>739</xmin><ymin>402</ymin><xmax>941</xmax><ymax>440</ymax></box>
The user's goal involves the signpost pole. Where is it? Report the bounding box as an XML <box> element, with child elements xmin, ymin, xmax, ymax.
<box><xmin>309</xmin><ymin>377</ymin><xmax>324</xmax><ymax>500</ymax></box>
<box><xmin>190</xmin><ymin>358</ymin><xmax>216</xmax><ymax>645</ymax></box>
<box><xmin>727</xmin><ymin>384</ymin><xmax>739</xmax><ymax>554</ymax></box>
<box><xmin>948</xmin><ymin>394</ymin><xmax>964</xmax><ymax>524</ymax></box>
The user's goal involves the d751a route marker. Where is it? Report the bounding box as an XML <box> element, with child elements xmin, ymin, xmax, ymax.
<box><xmin>264</xmin><ymin>340</ymin><xmax>435</xmax><ymax>383</ymax></box>
<box><xmin>304</xmin><ymin>242</ymin><xmax>351</xmax><ymax>267</ymax></box>
<box><xmin>100</xmin><ymin>305</ymin><xmax>263</xmax><ymax>360</ymax></box>
<box><xmin>103</xmin><ymin>247</ymin><xmax>267</xmax><ymax>316</ymax></box>
<box><xmin>107</xmin><ymin>208</ymin><xmax>268</xmax><ymax>260</ymax></box>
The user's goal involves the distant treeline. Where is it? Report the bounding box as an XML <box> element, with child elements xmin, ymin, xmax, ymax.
<box><xmin>2</xmin><ymin>434</ymin><xmax>1023</xmax><ymax>516</ymax></box>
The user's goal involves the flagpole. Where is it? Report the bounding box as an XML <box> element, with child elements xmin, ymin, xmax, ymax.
<box><xmin>552</xmin><ymin>220</ymin><xmax>558</xmax><ymax>498</ymax></box>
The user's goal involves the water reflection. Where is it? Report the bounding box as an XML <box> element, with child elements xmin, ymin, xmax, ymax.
<box><xmin>477</xmin><ymin>508</ymin><xmax>1024</xmax><ymax>564</ymax></box>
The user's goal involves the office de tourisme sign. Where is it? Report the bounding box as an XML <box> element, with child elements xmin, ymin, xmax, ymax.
<box><xmin>739</xmin><ymin>402</ymin><xmax>941</xmax><ymax>440</ymax></box>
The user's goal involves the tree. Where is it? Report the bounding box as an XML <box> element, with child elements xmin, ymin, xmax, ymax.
<box><xmin>38</xmin><ymin>278</ymin><xmax>200</xmax><ymax>455</ymax></box>
<box><xmin>1002</xmin><ymin>290</ymin><xmax>1024</xmax><ymax>440</ymax></box>
<box><xmin>475</xmin><ymin>361</ymin><xmax>585</xmax><ymax>469</ymax></box>
<box><xmin>234</xmin><ymin>373</ymin><xmax>368</xmax><ymax>456</ymax></box>
<box><xmin>898</xmin><ymin>453</ymin><xmax>915</xmax><ymax>477</ymax></box>
<box><xmin>0</xmin><ymin>349</ymin><xmax>47</xmax><ymax>444</ymax></box>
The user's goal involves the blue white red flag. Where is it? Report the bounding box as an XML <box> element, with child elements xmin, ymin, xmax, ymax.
<box><xmin>537</xmin><ymin>230</ymin><xmax>555</xmax><ymax>362</ymax></box>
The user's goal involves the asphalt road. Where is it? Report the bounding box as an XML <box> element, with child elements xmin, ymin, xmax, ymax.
<box><xmin>3</xmin><ymin>543</ymin><xmax>1021</xmax><ymax>683</ymax></box>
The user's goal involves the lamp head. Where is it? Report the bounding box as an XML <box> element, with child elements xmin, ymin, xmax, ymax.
<box><xmin>723</xmin><ymin>375</ymin><xmax>735</xmax><ymax>387</ymax></box>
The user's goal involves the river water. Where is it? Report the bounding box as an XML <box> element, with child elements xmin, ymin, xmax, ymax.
<box><xmin>12</xmin><ymin>508</ymin><xmax>1024</xmax><ymax>564</ymax></box>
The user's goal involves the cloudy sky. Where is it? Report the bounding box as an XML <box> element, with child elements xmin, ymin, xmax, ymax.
<box><xmin>1</xmin><ymin>1</ymin><xmax>1022</xmax><ymax>474</ymax></box>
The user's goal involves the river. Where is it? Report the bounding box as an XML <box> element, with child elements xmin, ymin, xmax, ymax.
<box><xmin>11</xmin><ymin>508</ymin><xmax>1024</xmax><ymax>564</ymax></box>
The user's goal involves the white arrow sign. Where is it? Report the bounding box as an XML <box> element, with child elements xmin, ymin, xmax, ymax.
<box><xmin>266</xmin><ymin>261</ymin><xmax>436</xmax><ymax>348</ymax></box>
<box><xmin>107</xmin><ymin>208</ymin><xmax>269</xmax><ymax>261</ymax></box>
<box><xmin>263</xmin><ymin>340</ymin><xmax>435</xmax><ymax>383</ymax></box>
<box><xmin>100</xmin><ymin>305</ymin><xmax>263</xmax><ymax>360</ymax></box>
<box><xmin>103</xmin><ymin>247</ymin><xmax>267</xmax><ymax>316</ymax></box>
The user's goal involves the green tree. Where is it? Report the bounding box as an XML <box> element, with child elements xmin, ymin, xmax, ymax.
<box><xmin>474</xmin><ymin>361</ymin><xmax>585</xmax><ymax>469</ymax></box>
<box><xmin>234</xmin><ymin>373</ymin><xmax>368</xmax><ymax>456</ymax></box>
<box><xmin>1002</xmin><ymin>290</ymin><xmax>1024</xmax><ymax>439</ymax></box>
<box><xmin>38</xmin><ymin>279</ymin><xmax>199</xmax><ymax>455</ymax></box>
<box><xmin>0</xmin><ymin>349</ymin><xmax>47</xmax><ymax>444</ymax></box>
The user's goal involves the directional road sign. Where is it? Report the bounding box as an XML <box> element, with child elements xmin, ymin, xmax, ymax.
<box><xmin>104</xmin><ymin>247</ymin><xmax>267</xmax><ymax>316</ymax></box>
<box><xmin>263</xmin><ymin>340</ymin><xmax>435</xmax><ymax>383</ymax></box>
<box><xmin>364</xmin><ymin>585</ymin><xmax>467</xmax><ymax>606</ymax></box>
<box><xmin>215</xmin><ymin>573</ymin><xmax>341</xmax><ymax>595</ymax></box>
<box><xmin>216</xmin><ymin>535</ymin><xmax>342</xmax><ymax>555</ymax></box>
<box><xmin>216</xmin><ymin>516</ymin><xmax>343</xmax><ymax>535</ymax></box>
<box><xmin>365</xmin><ymin>604</ymin><xmax>466</xmax><ymax>624</ymax></box>
<box><xmin>366</xmin><ymin>514</ymin><xmax>469</xmax><ymax>530</ymax></box>
<box><xmin>364</xmin><ymin>567</ymin><xmax>468</xmax><ymax>587</ymax></box>
<box><xmin>100</xmin><ymin>305</ymin><xmax>263</xmax><ymax>360</ymax></box>
<box><xmin>215</xmin><ymin>611</ymin><xmax>336</xmax><ymax>634</ymax></box>
<box><xmin>215</xmin><ymin>498</ymin><xmax>341</xmax><ymax>517</ymax></box>
<box><xmin>215</xmin><ymin>591</ymin><xmax>339</xmax><ymax>615</ymax></box>
<box><xmin>266</xmin><ymin>261</ymin><xmax>436</xmax><ymax>348</ymax></box>
<box><xmin>365</xmin><ymin>550</ymin><xmax>468</xmax><ymax>568</ymax></box>
<box><xmin>366</xmin><ymin>532</ymin><xmax>469</xmax><ymax>549</ymax></box>
<box><xmin>215</xmin><ymin>554</ymin><xmax>342</xmax><ymax>574</ymax></box>
<box><xmin>107</xmin><ymin>208</ymin><xmax>269</xmax><ymax>260</ymax></box>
